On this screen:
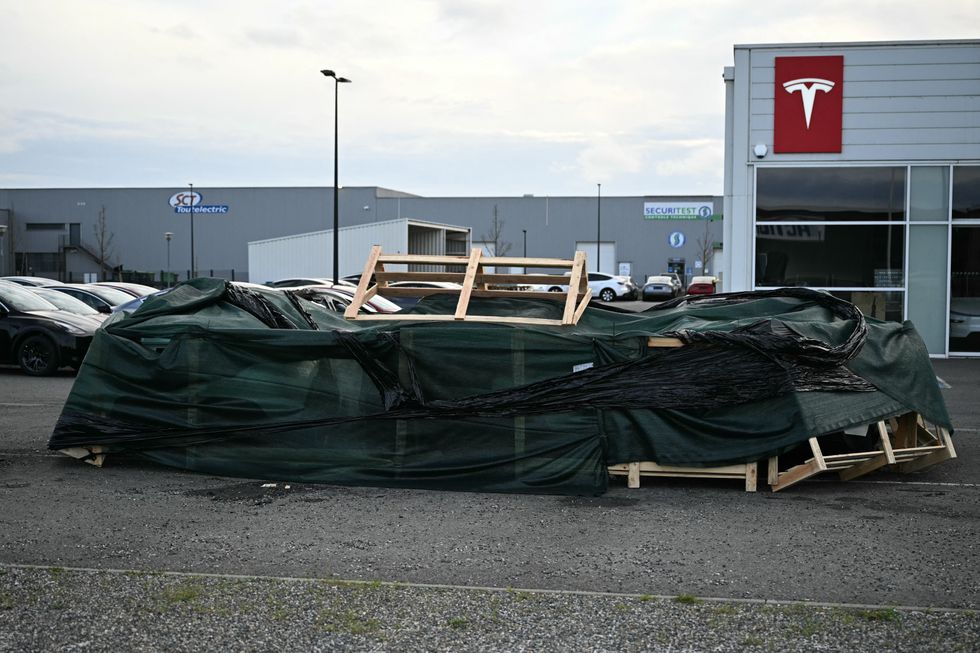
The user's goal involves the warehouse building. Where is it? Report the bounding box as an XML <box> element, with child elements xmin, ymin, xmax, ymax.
<box><xmin>0</xmin><ymin>186</ymin><xmax>722</xmax><ymax>291</ymax></box>
<box><xmin>722</xmin><ymin>39</ymin><xmax>980</xmax><ymax>357</ymax></box>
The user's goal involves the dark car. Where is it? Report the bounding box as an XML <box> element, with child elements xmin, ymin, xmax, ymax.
<box><xmin>47</xmin><ymin>284</ymin><xmax>134</xmax><ymax>314</ymax></box>
<box><xmin>0</xmin><ymin>283</ymin><xmax>97</xmax><ymax>375</ymax></box>
<box><xmin>0</xmin><ymin>275</ymin><xmax>61</xmax><ymax>287</ymax></box>
<box><xmin>26</xmin><ymin>287</ymin><xmax>108</xmax><ymax>326</ymax></box>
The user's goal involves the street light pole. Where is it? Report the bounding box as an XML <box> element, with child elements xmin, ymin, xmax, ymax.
<box><xmin>164</xmin><ymin>232</ymin><xmax>173</xmax><ymax>287</ymax></box>
<box><xmin>189</xmin><ymin>182</ymin><xmax>195</xmax><ymax>279</ymax></box>
<box><xmin>321</xmin><ymin>69</ymin><xmax>352</xmax><ymax>284</ymax></box>
<box><xmin>596</xmin><ymin>183</ymin><xmax>601</xmax><ymax>273</ymax></box>
<box><xmin>522</xmin><ymin>229</ymin><xmax>527</xmax><ymax>274</ymax></box>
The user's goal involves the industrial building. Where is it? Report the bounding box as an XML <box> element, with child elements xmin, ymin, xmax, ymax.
<box><xmin>0</xmin><ymin>186</ymin><xmax>722</xmax><ymax>291</ymax></box>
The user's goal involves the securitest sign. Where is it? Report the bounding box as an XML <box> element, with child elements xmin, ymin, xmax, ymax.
<box><xmin>168</xmin><ymin>191</ymin><xmax>229</xmax><ymax>214</ymax></box>
<box><xmin>774</xmin><ymin>55</ymin><xmax>844</xmax><ymax>153</ymax></box>
<box><xmin>644</xmin><ymin>202</ymin><xmax>713</xmax><ymax>220</ymax></box>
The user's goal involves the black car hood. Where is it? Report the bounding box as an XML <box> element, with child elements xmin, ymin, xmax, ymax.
<box><xmin>23</xmin><ymin>310</ymin><xmax>99</xmax><ymax>335</ymax></box>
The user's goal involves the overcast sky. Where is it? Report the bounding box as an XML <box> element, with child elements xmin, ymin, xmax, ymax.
<box><xmin>0</xmin><ymin>1</ymin><xmax>974</xmax><ymax>197</ymax></box>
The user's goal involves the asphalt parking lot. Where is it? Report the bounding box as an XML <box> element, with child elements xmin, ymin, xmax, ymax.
<box><xmin>1</xmin><ymin>355</ymin><xmax>978</xmax><ymax>651</ymax></box>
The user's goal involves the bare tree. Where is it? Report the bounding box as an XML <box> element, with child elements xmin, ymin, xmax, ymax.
<box><xmin>93</xmin><ymin>205</ymin><xmax>115</xmax><ymax>280</ymax></box>
<box><xmin>480</xmin><ymin>204</ymin><xmax>512</xmax><ymax>257</ymax></box>
<box><xmin>695</xmin><ymin>217</ymin><xmax>716</xmax><ymax>275</ymax></box>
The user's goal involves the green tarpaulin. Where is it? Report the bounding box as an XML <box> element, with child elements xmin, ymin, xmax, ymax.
<box><xmin>49</xmin><ymin>279</ymin><xmax>951</xmax><ymax>495</ymax></box>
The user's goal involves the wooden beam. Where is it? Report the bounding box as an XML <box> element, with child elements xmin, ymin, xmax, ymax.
<box><xmin>454</xmin><ymin>248</ymin><xmax>482</xmax><ymax>320</ymax></box>
<box><xmin>562</xmin><ymin>251</ymin><xmax>586</xmax><ymax>324</ymax></box>
<box><xmin>648</xmin><ymin>337</ymin><xmax>685</xmax><ymax>348</ymax></box>
<box><xmin>345</xmin><ymin>245</ymin><xmax>382</xmax><ymax>319</ymax></box>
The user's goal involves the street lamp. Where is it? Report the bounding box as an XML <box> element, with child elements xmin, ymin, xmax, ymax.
<box><xmin>320</xmin><ymin>69</ymin><xmax>352</xmax><ymax>284</ymax></box>
<box><xmin>0</xmin><ymin>224</ymin><xmax>7</xmax><ymax>277</ymax></box>
<box><xmin>522</xmin><ymin>229</ymin><xmax>527</xmax><ymax>274</ymax></box>
<box><xmin>596</xmin><ymin>183</ymin><xmax>601</xmax><ymax>273</ymax></box>
<box><xmin>188</xmin><ymin>182</ymin><xmax>196</xmax><ymax>279</ymax></box>
<box><xmin>164</xmin><ymin>232</ymin><xmax>173</xmax><ymax>287</ymax></box>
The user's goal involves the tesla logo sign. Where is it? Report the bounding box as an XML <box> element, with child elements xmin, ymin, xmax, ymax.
<box><xmin>774</xmin><ymin>56</ymin><xmax>843</xmax><ymax>153</ymax></box>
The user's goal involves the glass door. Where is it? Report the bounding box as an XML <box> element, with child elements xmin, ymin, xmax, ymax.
<box><xmin>949</xmin><ymin>226</ymin><xmax>980</xmax><ymax>354</ymax></box>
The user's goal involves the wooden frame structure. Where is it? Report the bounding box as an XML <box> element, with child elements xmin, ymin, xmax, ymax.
<box><xmin>343</xmin><ymin>245</ymin><xmax>593</xmax><ymax>326</ymax></box>
<box><xmin>768</xmin><ymin>412</ymin><xmax>956</xmax><ymax>492</ymax></box>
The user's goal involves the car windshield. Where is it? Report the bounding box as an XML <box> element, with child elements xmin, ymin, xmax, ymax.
<box><xmin>32</xmin><ymin>288</ymin><xmax>101</xmax><ymax>315</ymax></box>
<box><xmin>79</xmin><ymin>285</ymin><xmax>134</xmax><ymax>305</ymax></box>
<box><xmin>0</xmin><ymin>284</ymin><xmax>60</xmax><ymax>312</ymax></box>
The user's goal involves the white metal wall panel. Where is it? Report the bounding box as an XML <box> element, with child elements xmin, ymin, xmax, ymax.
<box><xmin>745</xmin><ymin>43</ymin><xmax>980</xmax><ymax>163</ymax></box>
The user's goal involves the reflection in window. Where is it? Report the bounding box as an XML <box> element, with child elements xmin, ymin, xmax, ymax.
<box><xmin>757</xmin><ymin>167</ymin><xmax>906</xmax><ymax>221</ymax></box>
<box><xmin>829</xmin><ymin>291</ymin><xmax>904</xmax><ymax>323</ymax></box>
<box><xmin>755</xmin><ymin>225</ymin><xmax>904</xmax><ymax>288</ymax></box>
<box><xmin>952</xmin><ymin>166</ymin><xmax>980</xmax><ymax>220</ymax></box>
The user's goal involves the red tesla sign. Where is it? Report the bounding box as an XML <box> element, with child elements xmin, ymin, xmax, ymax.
<box><xmin>773</xmin><ymin>56</ymin><xmax>844</xmax><ymax>153</ymax></box>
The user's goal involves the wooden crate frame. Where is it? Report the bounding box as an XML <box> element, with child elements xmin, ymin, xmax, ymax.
<box><xmin>768</xmin><ymin>413</ymin><xmax>957</xmax><ymax>492</ymax></box>
<box><xmin>343</xmin><ymin>245</ymin><xmax>592</xmax><ymax>326</ymax></box>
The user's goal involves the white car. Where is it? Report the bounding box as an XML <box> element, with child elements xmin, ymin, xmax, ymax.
<box><xmin>949</xmin><ymin>297</ymin><xmax>980</xmax><ymax>342</ymax></box>
<box><xmin>529</xmin><ymin>272</ymin><xmax>638</xmax><ymax>302</ymax></box>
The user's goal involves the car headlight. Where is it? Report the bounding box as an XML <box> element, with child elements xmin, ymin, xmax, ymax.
<box><xmin>54</xmin><ymin>321</ymin><xmax>87</xmax><ymax>336</ymax></box>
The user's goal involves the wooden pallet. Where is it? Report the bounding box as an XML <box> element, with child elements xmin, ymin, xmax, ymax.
<box><xmin>609</xmin><ymin>461</ymin><xmax>759</xmax><ymax>492</ymax></box>
<box><xmin>343</xmin><ymin>245</ymin><xmax>592</xmax><ymax>326</ymax></box>
<box><xmin>768</xmin><ymin>413</ymin><xmax>956</xmax><ymax>492</ymax></box>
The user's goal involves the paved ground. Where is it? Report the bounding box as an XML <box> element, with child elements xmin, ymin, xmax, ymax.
<box><xmin>1</xmin><ymin>355</ymin><xmax>978</xmax><ymax>651</ymax></box>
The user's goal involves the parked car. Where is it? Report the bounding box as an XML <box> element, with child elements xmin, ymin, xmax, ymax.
<box><xmin>290</xmin><ymin>285</ymin><xmax>401</xmax><ymax>314</ymax></box>
<box><xmin>47</xmin><ymin>284</ymin><xmax>134</xmax><ymax>314</ymax></box>
<box><xmin>0</xmin><ymin>275</ymin><xmax>61</xmax><ymax>287</ymax></box>
<box><xmin>0</xmin><ymin>282</ymin><xmax>97</xmax><ymax>375</ymax></box>
<box><xmin>381</xmin><ymin>281</ymin><xmax>464</xmax><ymax>309</ymax></box>
<box><xmin>95</xmin><ymin>281</ymin><xmax>159</xmax><ymax>297</ymax></box>
<box><xmin>24</xmin><ymin>286</ymin><xmax>108</xmax><ymax>325</ymax></box>
<box><xmin>267</xmin><ymin>277</ymin><xmax>357</xmax><ymax>289</ymax></box>
<box><xmin>686</xmin><ymin>275</ymin><xmax>718</xmax><ymax>296</ymax></box>
<box><xmin>641</xmin><ymin>275</ymin><xmax>678</xmax><ymax>301</ymax></box>
<box><xmin>949</xmin><ymin>297</ymin><xmax>980</xmax><ymax>345</ymax></box>
<box><xmin>529</xmin><ymin>272</ymin><xmax>638</xmax><ymax>302</ymax></box>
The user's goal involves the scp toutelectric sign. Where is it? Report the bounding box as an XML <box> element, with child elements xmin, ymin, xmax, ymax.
<box><xmin>168</xmin><ymin>191</ymin><xmax>229</xmax><ymax>214</ymax></box>
<box><xmin>773</xmin><ymin>55</ymin><xmax>844</xmax><ymax>153</ymax></box>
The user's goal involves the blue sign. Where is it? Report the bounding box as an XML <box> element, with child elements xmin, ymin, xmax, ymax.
<box><xmin>668</xmin><ymin>231</ymin><xmax>686</xmax><ymax>248</ymax></box>
<box><xmin>169</xmin><ymin>191</ymin><xmax>229</xmax><ymax>215</ymax></box>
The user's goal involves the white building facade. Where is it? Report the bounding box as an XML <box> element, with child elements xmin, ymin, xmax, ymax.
<box><xmin>723</xmin><ymin>40</ymin><xmax>980</xmax><ymax>357</ymax></box>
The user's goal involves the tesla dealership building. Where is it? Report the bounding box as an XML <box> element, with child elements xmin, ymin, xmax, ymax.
<box><xmin>722</xmin><ymin>39</ymin><xmax>980</xmax><ymax>357</ymax></box>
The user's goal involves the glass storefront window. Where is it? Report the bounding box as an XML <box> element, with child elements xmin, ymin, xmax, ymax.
<box><xmin>952</xmin><ymin>166</ymin><xmax>980</xmax><ymax>220</ymax></box>
<box><xmin>757</xmin><ymin>167</ymin><xmax>906</xmax><ymax>222</ymax></box>
<box><xmin>755</xmin><ymin>224</ymin><xmax>904</xmax><ymax>288</ymax></box>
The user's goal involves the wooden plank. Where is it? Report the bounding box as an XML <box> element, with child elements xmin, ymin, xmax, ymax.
<box><xmin>479</xmin><ymin>274</ymin><xmax>569</xmax><ymax>285</ymax></box>
<box><xmin>378</xmin><ymin>254</ymin><xmax>473</xmax><ymax>265</ymax></box>
<box><xmin>770</xmin><ymin>459</ymin><xmax>822</xmax><ymax>492</ymax></box>
<box><xmin>822</xmin><ymin>451</ymin><xmax>884</xmax><ymax>462</ymax></box>
<box><xmin>837</xmin><ymin>452</ymin><xmax>889</xmax><ymax>481</ymax></box>
<box><xmin>768</xmin><ymin>457</ymin><xmax>779</xmax><ymax>486</ymax></box>
<box><xmin>562</xmin><ymin>251</ymin><xmax>586</xmax><ymax>324</ymax></box>
<box><xmin>570</xmin><ymin>289</ymin><xmax>592</xmax><ymax>325</ymax></box>
<box><xmin>745</xmin><ymin>462</ymin><xmax>758</xmax><ymax>492</ymax></box>
<box><xmin>346</xmin><ymin>313</ymin><xmax>568</xmax><ymax>326</ymax></box>
<box><xmin>877</xmin><ymin>421</ymin><xmax>897</xmax><ymax>464</ymax></box>
<box><xmin>648</xmin><ymin>337</ymin><xmax>685</xmax><ymax>348</ymax></box>
<box><xmin>627</xmin><ymin>462</ymin><xmax>640</xmax><ymax>489</ymax></box>
<box><xmin>345</xmin><ymin>245</ymin><xmax>382</xmax><ymax>319</ymax></box>
<box><xmin>809</xmin><ymin>438</ymin><xmax>827</xmax><ymax>471</ymax></box>
<box><xmin>454</xmin><ymin>249</ymin><xmax>482</xmax><ymax>320</ymax></box>
<box><xmin>481</xmin><ymin>256</ymin><xmax>576</xmax><ymax>267</ymax></box>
